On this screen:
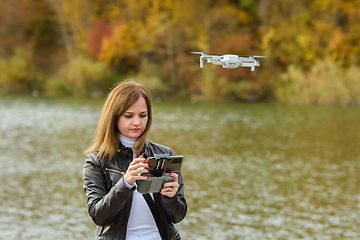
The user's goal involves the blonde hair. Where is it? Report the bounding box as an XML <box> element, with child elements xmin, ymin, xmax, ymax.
<box><xmin>84</xmin><ymin>80</ymin><xmax>152</xmax><ymax>160</ymax></box>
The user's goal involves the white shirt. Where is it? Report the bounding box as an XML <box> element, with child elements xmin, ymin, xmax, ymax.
<box><xmin>119</xmin><ymin>134</ymin><xmax>161</xmax><ymax>240</ymax></box>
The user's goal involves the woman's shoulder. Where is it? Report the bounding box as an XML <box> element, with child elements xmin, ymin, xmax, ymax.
<box><xmin>86</xmin><ymin>151</ymin><xmax>101</xmax><ymax>161</ymax></box>
<box><xmin>85</xmin><ymin>151</ymin><xmax>108</xmax><ymax>167</ymax></box>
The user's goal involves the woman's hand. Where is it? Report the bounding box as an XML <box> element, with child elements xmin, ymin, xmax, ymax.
<box><xmin>160</xmin><ymin>173</ymin><xmax>179</xmax><ymax>198</ymax></box>
<box><xmin>124</xmin><ymin>155</ymin><xmax>150</xmax><ymax>185</ymax></box>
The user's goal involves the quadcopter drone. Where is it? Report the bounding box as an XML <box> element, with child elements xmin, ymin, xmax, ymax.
<box><xmin>190</xmin><ymin>52</ymin><xmax>266</xmax><ymax>71</ymax></box>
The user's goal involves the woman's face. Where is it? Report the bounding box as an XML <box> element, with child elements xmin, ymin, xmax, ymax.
<box><xmin>116</xmin><ymin>97</ymin><xmax>148</xmax><ymax>139</ymax></box>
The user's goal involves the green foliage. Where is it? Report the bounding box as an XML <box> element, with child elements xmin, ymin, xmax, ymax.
<box><xmin>0</xmin><ymin>48</ymin><xmax>45</xmax><ymax>94</ymax></box>
<box><xmin>45</xmin><ymin>56</ymin><xmax>118</xmax><ymax>97</ymax></box>
<box><xmin>202</xmin><ymin>66</ymin><xmax>224</xmax><ymax>98</ymax></box>
<box><xmin>344</xmin><ymin>65</ymin><xmax>360</xmax><ymax>104</ymax></box>
<box><xmin>275</xmin><ymin>58</ymin><xmax>354</xmax><ymax>105</ymax></box>
<box><xmin>198</xmin><ymin>66</ymin><xmax>256</xmax><ymax>101</ymax></box>
<box><xmin>133</xmin><ymin>59</ymin><xmax>172</xmax><ymax>99</ymax></box>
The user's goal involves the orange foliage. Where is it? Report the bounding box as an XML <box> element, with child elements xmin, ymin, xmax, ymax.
<box><xmin>87</xmin><ymin>21</ymin><xmax>113</xmax><ymax>59</ymax></box>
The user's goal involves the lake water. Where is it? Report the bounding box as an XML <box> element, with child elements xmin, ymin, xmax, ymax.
<box><xmin>0</xmin><ymin>96</ymin><xmax>359</xmax><ymax>239</ymax></box>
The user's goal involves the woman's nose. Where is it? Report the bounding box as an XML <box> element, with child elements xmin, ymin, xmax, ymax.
<box><xmin>133</xmin><ymin>118</ymin><xmax>140</xmax><ymax>125</ymax></box>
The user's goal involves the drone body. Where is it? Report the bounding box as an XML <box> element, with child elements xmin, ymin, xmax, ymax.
<box><xmin>190</xmin><ymin>52</ymin><xmax>265</xmax><ymax>71</ymax></box>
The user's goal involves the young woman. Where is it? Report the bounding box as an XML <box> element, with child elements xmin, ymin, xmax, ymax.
<box><xmin>83</xmin><ymin>81</ymin><xmax>187</xmax><ymax>240</ymax></box>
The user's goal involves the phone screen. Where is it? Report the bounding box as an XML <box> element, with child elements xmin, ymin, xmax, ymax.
<box><xmin>147</xmin><ymin>155</ymin><xmax>183</xmax><ymax>174</ymax></box>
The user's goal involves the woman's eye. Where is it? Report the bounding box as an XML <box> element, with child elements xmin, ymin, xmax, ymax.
<box><xmin>140</xmin><ymin>114</ymin><xmax>147</xmax><ymax>118</ymax></box>
<box><xmin>124</xmin><ymin>115</ymin><xmax>132</xmax><ymax>118</ymax></box>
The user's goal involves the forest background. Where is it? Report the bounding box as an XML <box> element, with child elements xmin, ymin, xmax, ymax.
<box><xmin>1</xmin><ymin>0</ymin><xmax>360</xmax><ymax>105</ymax></box>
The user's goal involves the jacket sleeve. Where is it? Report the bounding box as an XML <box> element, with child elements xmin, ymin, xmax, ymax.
<box><xmin>83</xmin><ymin>153</ymin><xmax>134</xmax><ymax>226</ymax></box>
<box><xmin>160</xmin><ymin>170</ymin><xmax>187</xmax><ymax>224</ymax></box>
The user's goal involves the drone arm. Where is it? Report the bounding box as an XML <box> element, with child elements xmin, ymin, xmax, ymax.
<box><xmin>211</xmin><ymin>61</ymin><xmax>224</xmax><ymax>66</ymax></box>
<box><xmin>240</xmin><ymin>62</ymin><xmax>260</xmax><ymax>71</ymax></box>
<box><xmin>207</xmin><ymin>56</ymin><xmax>222</xmax><ymax>66</ymax></box>
<box><xmin>200</xmin><ymin>55</ymin><xmax>221</xmax><ymax>67</ymax></box>
<box><xmin>208</xmin><ymin>56</ymin><xmax>221</xmax><ymax>61</ymax></box>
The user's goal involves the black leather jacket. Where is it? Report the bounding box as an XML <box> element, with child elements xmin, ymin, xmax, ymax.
<box><xmin>83</xmin><ymin>140</ymin><xmax>187</xmax><ymax>240</ymax></box>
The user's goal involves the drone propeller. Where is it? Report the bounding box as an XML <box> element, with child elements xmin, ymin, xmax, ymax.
<box><xmin>190</xmin><ymin>52</ymin><xmax>203</xmax><ymax>54</ymax></box>
<box><xmin>239</xmin><ymin>55</ymin><xmax>267</xmax><ymax>58</ymax></box>
<box><xmin>190</xmin><ymin>52</ymin><xmax>218</xmax><ymax>55</ymax></box>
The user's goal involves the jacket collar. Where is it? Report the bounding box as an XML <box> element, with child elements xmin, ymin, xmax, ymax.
<box><xmin>114</xmin><ymin>140</ymin><xmax>154</xmax><ymax>169</ymax></box>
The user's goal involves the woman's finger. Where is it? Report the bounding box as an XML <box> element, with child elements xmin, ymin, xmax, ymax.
<box><xmin>160</xmin><ymin>185</ymin><xmax>178</xmax><ymax>197</ymax></box>
<box><xmin>124</xmin><ymin>156</ymin><xmax>149</xmax><ymax>185</ymax></box>
<box><xmin>160</xmin><ymin>173</ymin><xmax>179</xmax><ymax>197</ymax></box>
<box><xmin>169</xmin><ymin>172</ymin><xmax>178</xmax><ymax>182</ymax></box>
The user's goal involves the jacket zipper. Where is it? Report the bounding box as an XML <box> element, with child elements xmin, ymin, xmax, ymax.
<box><xmin>105</xmin><ymin>168</ymin><xmax>125</xmax><ymax>175</ymax></box>
<box><xmin>171</xmin><ymin>232</ymin><xmax>180</xmax><ymax>240</ymax></box>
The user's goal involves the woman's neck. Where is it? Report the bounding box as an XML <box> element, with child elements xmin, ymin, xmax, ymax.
<box><xmin>120</xmin><ymin>134</ymin><xmax>136</xmax><ymax>148</ymax></box>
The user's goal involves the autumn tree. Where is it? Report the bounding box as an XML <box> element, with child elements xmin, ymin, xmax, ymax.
<box><xmin>1</xmin><ymin>0</ymin><xmax>360</xmax><ymax>103</ymax></box>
